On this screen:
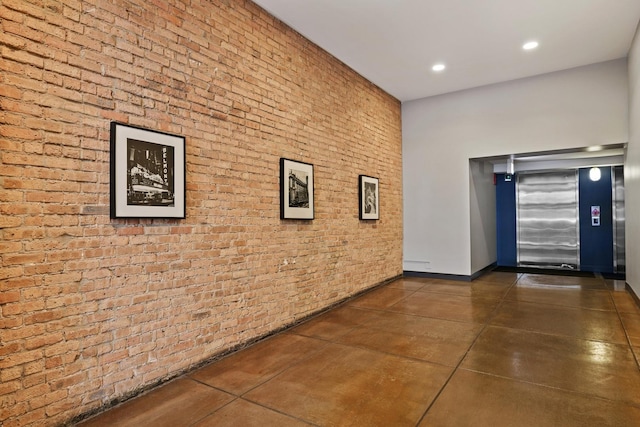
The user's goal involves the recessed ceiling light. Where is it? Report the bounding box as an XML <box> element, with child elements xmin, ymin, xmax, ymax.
<box><xmin>432</xmin><ymin>63</ymin><xmax>446</xmax><ymax>72</ymax></box>
<box><xmin>522</xmin><ymin>41</ymin><xmax>539</xmax><ymax>50</ymax></box>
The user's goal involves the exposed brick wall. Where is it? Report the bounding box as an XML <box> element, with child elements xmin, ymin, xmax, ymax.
<box><xmin>0</xmin><ymin>0</ymin><xmax>403</xmax><ymax>425</ymax></box>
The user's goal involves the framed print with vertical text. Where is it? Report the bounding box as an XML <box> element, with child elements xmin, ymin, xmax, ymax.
<box><xmin>359</xmin><ymin>175</ymin><xmax>379</xmax><ymax>220</ymax></box>
<box><xmin>280</xmin><ymin>158</ymin><xmax>314</xmax><ymax>220</ymax></box>
<box><xmin>110</xmin><ymin>122</ymin><xmax>186</xmax><ymax>219</ymax></box>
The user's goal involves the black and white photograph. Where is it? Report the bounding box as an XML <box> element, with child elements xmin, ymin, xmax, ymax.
<box><xmin>280</xmin><ymin>158</ymin><xmax>314</xmax><ymax>220</ymax></box>
<box><xmin>110</xmin><ymin>122</ymin><xmax>186</xmax><ymax>218</ymax></box>
<box><xmin>127</xmin><ymin>139</ymin><xmax>175</xmax><ymax>206</ymax></box>
<box><xmin>359</xmin><ymin>175</ymin><xmax>379</xmax><ymax>220</ymax></box>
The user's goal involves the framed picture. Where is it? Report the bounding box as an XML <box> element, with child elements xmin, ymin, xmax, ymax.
<box><xmin>110</xmin><ymin>122</ymin><xmax>186</xmax><ymax>219</ymax></box>
<box><xmin>280</xmin><ymin>158</ymin><xmax>314</xmax><ymax>220</ymax></box>
<box><xmin>359</xmin><ymin>175</ymin><xmax>379</xmax><ymax>220</ymax></box>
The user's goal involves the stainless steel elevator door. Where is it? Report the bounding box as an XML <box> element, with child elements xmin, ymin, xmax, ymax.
<box><xmin>613</xmin><ymin>166</ymin><xmax>625</xmax><ymax>273</ymax></box>
<box><xmin>517</xmin><ymin>171</ymin><xmax>579</xmax><ymax>269</ymax></box>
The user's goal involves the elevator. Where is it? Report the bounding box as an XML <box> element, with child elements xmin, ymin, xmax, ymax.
<box><xmin>516</xmin><ymin>171</ymin><xmax>579</xmax><ymax>270</ymax></box>
<box><xmin>496</xmin><ymin>166</ymin><xmax>624</xmax><ymax>275</ymax></box>
<box><xmin>613</xmin><ymin>166</ymin><xmax>625</xmax><ymax>274</ymax></box>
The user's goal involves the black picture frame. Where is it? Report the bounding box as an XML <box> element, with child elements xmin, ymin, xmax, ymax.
<box><xmin>110</xmin><ymin>122</ymin><xmax>186</xmax><ymax>219</ymax></box>
<box><xmin>280</xmin><ymin>158</ymin><xmax>314</xmax><ymax>220</ymax></box>
<box><xmin>359</xmin><ymin>175</ymin><xmax>379</xmax><ymax>220</ymax></box>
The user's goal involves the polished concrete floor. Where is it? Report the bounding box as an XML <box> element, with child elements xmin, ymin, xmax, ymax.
<box><xmin>78</xmin><ymin>272</ymin><xmax>640</xmax><ymax>426</ymax></box>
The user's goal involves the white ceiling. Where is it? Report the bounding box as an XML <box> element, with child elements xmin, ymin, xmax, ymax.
<box><xmin>252</xmin><ymin>0</ymin><xmax>640</xmax><ymax>102</ymax></box>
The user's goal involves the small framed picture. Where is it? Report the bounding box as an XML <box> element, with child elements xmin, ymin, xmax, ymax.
<box><xmin>359</xmin><ymin>175</ymin><xmax>379</xmax><ymax>220</ymax></box>
<box><xmin>110</xmin><ymin>122</ymin><xmax>186</xmax><ymax>219</ymax></box>
<box><xmin>280</xmin><ymin>158</ymin><xmax>314</xmax><ymax>220</ymax></box>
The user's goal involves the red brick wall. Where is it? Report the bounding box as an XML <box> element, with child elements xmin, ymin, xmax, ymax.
<box><xmin>0</xmin><ymin>0</ymin><xmax>403</xmax><ymax>425</ymax></box>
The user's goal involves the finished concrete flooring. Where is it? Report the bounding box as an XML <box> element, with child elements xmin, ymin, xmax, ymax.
<box><xmin>78</xmin><ymin>272</ymin><xmax>640</xmax><ymax>426</ymax></box>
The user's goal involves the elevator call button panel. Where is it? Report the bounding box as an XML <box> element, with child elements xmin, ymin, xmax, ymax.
<box><xmin>591</xmin><ymin>206</ymin><xmax>600</xmax><ymax>227</ymax></box>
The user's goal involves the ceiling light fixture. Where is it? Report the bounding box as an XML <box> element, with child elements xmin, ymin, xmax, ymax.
<box><xmin>432</xmin><ymin>63</ymin><xmax>446</xmax><ymax>72</ymax></box>
<box><xmin>522</xmin><ymin>41</ymin><xmax>539</xmax><ymax>50</ymax></box>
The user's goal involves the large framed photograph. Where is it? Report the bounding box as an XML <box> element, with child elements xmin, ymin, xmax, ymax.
<box><xmin>110</xmin><ymin>122</ymin><xmax>186</xmax><ymax>219</ymax></box>
<box><xmin>280</xmin><ymin>158</ymin><xmax>314</xmax><ymax>220</ymax></box>
<box><xmin>359</xmin><ymin>175</ymin><xmax>379</xmax><ymax>220</ymax></box>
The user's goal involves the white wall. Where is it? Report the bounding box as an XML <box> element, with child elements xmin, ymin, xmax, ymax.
<box><xmin>403</xmin><ymin>59</ymin><xmax>629</xmax><ymax>276</ymax></box>
<box><xmin>469</xmin><ymin>159</ymin><xmax>497</xmax><ymax>274</ymax></box>
<box><xmin>627</xmin><ymin>24</ymin><xmax>640</xmax><ymax>296</ymax></box>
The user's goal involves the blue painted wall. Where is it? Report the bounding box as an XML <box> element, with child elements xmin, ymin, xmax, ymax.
<box><xmin>495</xmin><ymin>174</ymin><xmax>517</xmax><ymax>267</ymax></box>
<box><xmin>579</xmin><ymin>167</ymin><xmax>614</xmax><ymax>273</ymax></box>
